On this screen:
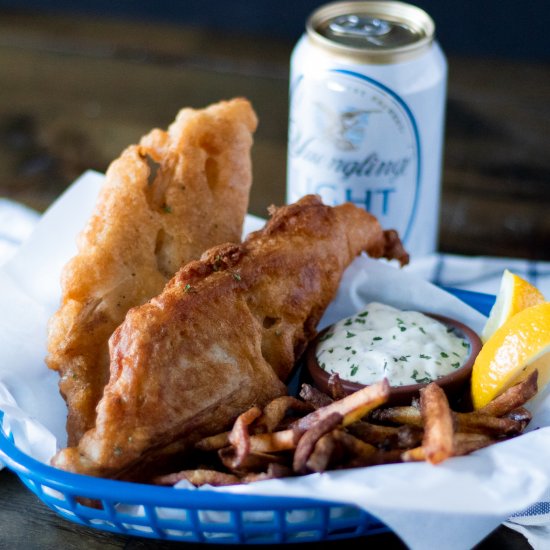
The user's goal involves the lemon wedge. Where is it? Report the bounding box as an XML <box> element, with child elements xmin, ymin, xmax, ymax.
<box><xmin>481</xmin><ymin>269</ymin><xmax>545</xmax><ymax>343</ymax></box>
<box><xmin>471</xmin><ymin>301</ymin><xmax>550</xmax><ymax>409</ymax></box>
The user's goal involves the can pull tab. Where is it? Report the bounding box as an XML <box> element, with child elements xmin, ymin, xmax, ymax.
<box><xmin>329</xmin><ymin>14</ymin><xmax>391</xmax><ymax>42</ymax></box>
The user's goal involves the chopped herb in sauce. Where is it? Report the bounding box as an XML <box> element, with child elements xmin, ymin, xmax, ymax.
<box><xmin>315</xmin><ymin>302</ymin><xmax>470</xmax><ymax>387</ymax></box>
<box><xmin>412</xmin><ymin>370</ymin><xmax>432</xmax><ymax>384</ymax></box>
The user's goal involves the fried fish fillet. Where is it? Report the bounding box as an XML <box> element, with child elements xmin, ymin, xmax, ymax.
<box><xmin>47</xmin><ymin>98</ymin><xmax>257</xmax><ymax>446</ymax></box>
<box><xmin>51</xmin><ymin>195</ymin><xmax>408</xmax><ymax>479</ymax></box>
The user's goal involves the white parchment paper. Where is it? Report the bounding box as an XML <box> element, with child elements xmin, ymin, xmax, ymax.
<box><xmin>1</xmin><ymin>170</ymin><xmax>549</xmax><ymax>550</ymax></box>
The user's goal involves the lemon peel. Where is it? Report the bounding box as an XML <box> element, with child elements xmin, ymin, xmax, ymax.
<box><xmin>481</xmin><ymin>269</ymin><xmax>545</xmax><ymax>343</ymax></box>
<box><xmin>472</xmin><ymin>301</ymin><xmax>550</xmax><ymax>409</ymax></box>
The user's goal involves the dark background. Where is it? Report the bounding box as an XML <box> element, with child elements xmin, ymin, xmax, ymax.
<box><xmin>1</xmin><ymin>0</ymin><xmax>549</xmax><ymax>60</ymax></box>
<box><xmin>0</xmin><ymin>1</ymin><xmax>548</xmax><ymax>259</ymax></box>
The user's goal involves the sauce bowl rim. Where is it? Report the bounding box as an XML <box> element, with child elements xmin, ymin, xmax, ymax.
<box><xmin>305</xmin><ymin>312</ymin><xmax>482</xmax><ymax>401</ymax></box>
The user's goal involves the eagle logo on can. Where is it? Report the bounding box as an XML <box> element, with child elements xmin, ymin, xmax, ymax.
<box><xmin>315</xmin><ymin>102</ymin><xmax>380</xmax><ymax>151</ymax></box>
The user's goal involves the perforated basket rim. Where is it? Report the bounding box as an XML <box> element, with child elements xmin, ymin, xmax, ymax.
<box><xmin>0</xmin><ymin>419</ymin><xmax>390</xmax><ymax>543</ymax></box>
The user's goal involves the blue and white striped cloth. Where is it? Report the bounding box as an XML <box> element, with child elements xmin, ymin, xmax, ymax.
<box><xmin>1</xmin><ymin>197</ymin><xmax>549</xmax><ymax>548</ymax></box>
<box><xmin>404</xmin><ymin>253</ymin><xmax>550</xmax><ymax>299</ymax></box>
<box><xmin>505</xmin><ymin>489</ymin><xmax>550</xmax><ymax>549</ymax></box>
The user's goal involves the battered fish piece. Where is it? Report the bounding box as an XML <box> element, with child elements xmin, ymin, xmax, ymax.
<box><xmin>47</xmin><ymin>98</ymin><xmax>257</xmax><ymax>446</ymax></box>
<box><xmin>52</xmin><ymin>195</ymin><xmax>408</xmax><ymax>480</ymax></box>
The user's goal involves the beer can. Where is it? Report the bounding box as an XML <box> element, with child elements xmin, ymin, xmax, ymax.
<box><xmin>287</xmin><ymin>1</ymin><xmax>447</xmax><ymax>257</ymax></box>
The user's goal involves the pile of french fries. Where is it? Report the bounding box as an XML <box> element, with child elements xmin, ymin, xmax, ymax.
<box><xmin>153</xmin><ymin>370</ymin><xmax>538</xmax><ymax>487</ymax></box>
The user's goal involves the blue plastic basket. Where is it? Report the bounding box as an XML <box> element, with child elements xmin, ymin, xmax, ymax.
<box><xmin>0</xmin><ymin>288</ymin><xmax>495</xmax><ymax>543</ymax></box>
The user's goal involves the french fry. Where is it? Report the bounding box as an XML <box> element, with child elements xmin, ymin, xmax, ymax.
<box><xmin>195</xmin><ymin>431</ymin><xmax>230</xmax><ymax>452</ymax></box>
<box><xmin>331</xmin><ymin>430</ymin><xmax>378</xmax><ymax>461</ymax></box>
<box><xmin>369</xmin><ymin>405</ymin><xmax>423</xmax><ymax>427</ymax></box>
<box><xmin>153</xmin><ymin>469</ymin><xmax>240</xmax><ymax>487</ymax></box>
<box><xmin>404</xmin><ymin>434</ymin><xmax>495</xmax><ymax>462</ymax></box>
<box><xmin>242</xmin><ymin>463</ymin><xmax>293</xmax><ymax>483</ymax></box>
<box><xmin>505</xmin><ymin>407</ymin><xmax>532</xmax><ymax>429</ymax></box>
<box><xmin>228</xmin><ymin>406</ymin><xmax>262</xmax><ymax>468</ymax></box>
<box><xmin>299</xmin><ymin>383</ymin><xmax>334</xmax><ymax>409</ymax></box>
<box><xmin>255</xmin><ymin>396</ymin><xmax>313</xmax><ymax>433</ymax></box>
<box><xmin>293</xmin><ymin>412</ymin><xmax>343</xmax><ymax>473</ymax></box>
<box><xmin>350</xmin><ymin>421</ymin><xmax>401</xmax><ymax>440</ymax></box>
<box><xmin>366</xmin><ymin>448</ymin><xmax>405</xmax><ymax>466</ymax></box>
<box><xmin>419</xmin><ymin>383</ymin><xmax>454</xmax><ymax>464</ymax></box>
<box><xmin>478</xmin><ymin>370</ymin><xmax>538</xmax><ymax>417</ymax></box>
<box><xmin>195</xmin><ymin>397</ymin><xmax>313</xmax><ymax>452</ymax></box>
<box><xmin>371</xmin><ymin>407</ymin><xmax>522</xmax><ymax>435</ymax></box>
<box><xmin>453</xmin><ymin>433</ymin><xmax>495</xmax><ymax>456</ymax></box>
<box><xmin>248</xmin><ymin>429</ymin><xmax>300</xmax><ymax>453</ymax></box>
<box><xmin>371</xmin><ymin>406</ymin><xmax>524</xmax><ymax>436</ymax></box>
<box><xmin>347</xmin><ymin>420</ymin><xmax>401</xmax><ymax>447</ymax></box>
<box><xmin>305</xmin><ymin>432</ymin><xmax>338</xmax><ymax>473</ymax></box>
<box><xmin>219</xmin><ymin>447</ymin><xmax>288</xmax><ymax>473</ymax></box>
<box><xmin>396</xmin><ymin>425</ymin><xmax>424</xmax><ymax>449</ymax></box>
<box><xmin>455</xmin><ymin>411</ymin><xmax>523</xmax><ymax>436</ymax></box>
<box><xmin>401</xmin><ymin>446</ymin><xmax>426</xmax><ymax>462</ymax></box>
<box><xmin>328</xmin><ymin>372</ymin><xmax>346</xmax><ymax>399</ymax></box>
<box><xmin>292</xmin><ymin>379</ymin><xmax>390</xmax><ymax>432</ymax></box>
<box><xmin>348</xmin><ymin>421</ymin><xmax>422</xmax><ymax>451</ymax></box>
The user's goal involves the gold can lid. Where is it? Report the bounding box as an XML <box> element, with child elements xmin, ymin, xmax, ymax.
<box><xmin>307</xmin><ymin>1</ymin><xmax>435</xmax><ymax>63</ymax></box>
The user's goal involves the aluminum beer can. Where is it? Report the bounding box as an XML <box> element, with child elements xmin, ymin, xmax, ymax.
<box><xmin>287</xmin><ymin>1</ymin><xmax>447</xmax><ymax>257</ymax></box>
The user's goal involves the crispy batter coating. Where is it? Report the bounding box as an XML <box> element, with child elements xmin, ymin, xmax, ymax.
<box><xmin>51</xmin><ymin>195</ymin><xmax>408</xmax><ymax>480</ymax></box>
<box><xmin>46</xmin><ymin>99</ymin><xmax>257</xmax><ymax>445</ymax></box>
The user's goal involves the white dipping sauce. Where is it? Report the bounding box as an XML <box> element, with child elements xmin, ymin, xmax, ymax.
<box><xmin>316</xmin><ymin>302</ymin><xmax>470</xmax><ymax>386</ymax></box>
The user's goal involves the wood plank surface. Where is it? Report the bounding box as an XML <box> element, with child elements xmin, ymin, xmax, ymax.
<box><xmin>0</xmin><ymin>10</ymin><xmax>549</xmax><ymax>259</ymax></box>
<box><xmin>0</xmin><ymin>11</ymin><xmax>290</xmax><ymax>218</ymax></box>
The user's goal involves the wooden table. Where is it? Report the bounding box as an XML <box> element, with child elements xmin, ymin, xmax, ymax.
<box><xmin>0</xmin><ymin>9</ymin><xmax>547</xmax><ymax>549</ymax></box>
<box><xmin>1</xmin><ymin>10</ymin><xmax>549</xmax><ymax>259</ymax></box>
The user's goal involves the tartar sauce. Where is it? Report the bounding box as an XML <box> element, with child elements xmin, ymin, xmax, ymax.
<box><xmin>316</xmin><ymin>302</ymin><xmax>470</xmax><ymax>386</ymax></box>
